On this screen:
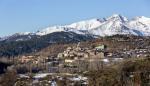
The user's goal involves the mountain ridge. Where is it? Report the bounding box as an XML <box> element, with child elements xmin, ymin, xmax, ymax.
<box><xmin>25</xmin><ymin>14</ymin><xmax>150</xmax><ymax>36</ymax></box>
<box><xmin>1</xmin><ymin>14</ymin><xmax>150</xmax><ymax>41</ymax></box>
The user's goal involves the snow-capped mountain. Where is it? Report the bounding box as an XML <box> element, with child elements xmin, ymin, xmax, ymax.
<box><xmin>89</xmin><ymin>14</ymin><xmax>143</xmax><ymax>36</ymax></box>
<box><xmin>127</xmin><ymin>16</ymin><xmax>150</xmax><ymax>36</ymax></box>
<box><xmin>35</xmin><ymin>14</ymin><xmax>150</xmax><ymax>37</ymax></box>
<box><xmin>1</xmin><ymin>14</ymin><xmax>150</xmax><ymax>41</ymax></box>
<box><xmin>36</xmin><ymin>18</ymin><xmax>103</xmax><ymax>36</ymax></box>
<box><xmin>89</xmin><ymin>14</ymin><xmax>129</xmax><ymax>36</ymax></box>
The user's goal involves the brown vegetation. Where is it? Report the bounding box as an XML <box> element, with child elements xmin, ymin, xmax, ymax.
<box><xmin>86</xmin><ymin>57</ymin><xmax>150</xmax><ymax>86</ymax></box>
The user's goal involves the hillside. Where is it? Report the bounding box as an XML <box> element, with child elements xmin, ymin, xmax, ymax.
<box><xmin>31</xmin><ymin>35</ymin><xmax>150</xmax><ymax>58</ymax></box>
<box><xmin>0</xmin><ymin>32</ymin><xmax>94</xmax><ymax>57</ymax></box>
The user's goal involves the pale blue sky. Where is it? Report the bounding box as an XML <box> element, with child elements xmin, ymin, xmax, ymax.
<box><xmin>0</xmin><ymin>0</ymin><xmax>150</xmax><ymax>36</ymax></box>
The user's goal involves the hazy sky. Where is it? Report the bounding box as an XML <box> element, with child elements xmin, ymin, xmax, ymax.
<box><xmin>0</xmin><ymin>0</ymin><xmax>150</xmax><ymax>36</ymax></box>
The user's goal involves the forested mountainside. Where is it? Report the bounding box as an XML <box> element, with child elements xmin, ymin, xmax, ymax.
<box><xmin>0</xmin><ymin>32</ymin><xmax>94</xmax><ymax>57</ymax></box>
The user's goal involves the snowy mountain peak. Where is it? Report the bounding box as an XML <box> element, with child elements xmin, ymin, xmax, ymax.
<box><xmin>127</xmin><ymin>16</ymin><xmax>150</xmax><ymax>35</ymax></box>
<box><xmin>107</xmin><ymin>14</ymin><xmax>128</xmax><ymax>22</ymax></box>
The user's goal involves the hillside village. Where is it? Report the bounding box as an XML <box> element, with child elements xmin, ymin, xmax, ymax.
<box><xmin>0</xmin><ymin>35</ymin><xmax>150</xmax><ymax>86</ymax></box>
<box><xmin>14</xmin><ymin>36</ymin><xmax>150</xmax><ymax>74</ymax></box>
<box><xmin>13</xmin><ymin>43</ymin><xmax>108</xmax><ymax>73</ymax></box>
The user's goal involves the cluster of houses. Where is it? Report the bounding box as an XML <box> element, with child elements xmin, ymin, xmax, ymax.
<box><xmin>15</xmin><ymin>41</ymin><xmax>150</xmax><ymax>73</ymax></box>
<box><xmin>56</xmin><ymin>43</ymin><xmax>111</xmax><ymax>70</ymax></box>
<box><xmin>15</xmin><ymin>43</ymin><xmax>122</xmax><ymax>73</ymax></box>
